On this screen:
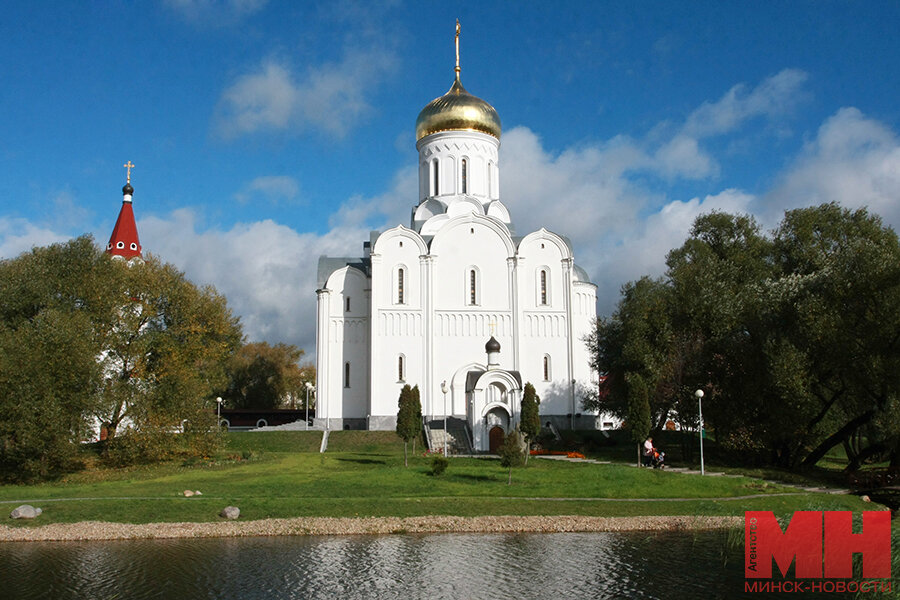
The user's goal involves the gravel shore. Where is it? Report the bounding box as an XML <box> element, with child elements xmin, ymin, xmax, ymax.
<box><xmin>0</xmin><ymin>515</ymin><xmax>742</xmax><ymax>542</ymax></box>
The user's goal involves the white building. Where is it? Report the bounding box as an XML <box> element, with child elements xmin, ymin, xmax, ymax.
<box><xmin>315</xmin><ymin>31</ymin><xmax>598</xmax><ymax>451</ymax></box>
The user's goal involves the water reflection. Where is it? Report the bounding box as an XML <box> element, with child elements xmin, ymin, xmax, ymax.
<box><xmin>0</xmin><ymin>530</ymin><xmax>835</xmax><ymax>599</ymax></box>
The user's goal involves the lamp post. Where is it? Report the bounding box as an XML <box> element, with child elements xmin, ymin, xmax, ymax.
<box><xmin>695</xmin><ymin>389</ymin><xmax>705</xmax><ymax>475</ymax></box>
<box><xmin>441</xmin><ymin>380</ymin><xmax>449</xmax><ymax>458</ymax></box>
<box><xmin>216</xmin><ymin>397</ymin><xmax>223</xmax><ymax>430</ymax></box>
<box><xmin>305</xmin><ymin>382</ymin><xmax>314</xmax><ymax>430</ymax></box>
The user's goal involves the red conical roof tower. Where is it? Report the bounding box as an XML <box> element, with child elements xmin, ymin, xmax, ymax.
<box><xmin>106</xmin><ymin>161</ymin><xmax>143</xmax><ymax>260</ymax></box>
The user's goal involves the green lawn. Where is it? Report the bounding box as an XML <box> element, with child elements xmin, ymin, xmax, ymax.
<box><xmin>0</xmin><ymin>431</ymin><xmax>880</xmax><ymax>526</ymax></box>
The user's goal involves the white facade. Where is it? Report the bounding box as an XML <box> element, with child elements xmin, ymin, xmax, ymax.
<box><xmin>315</xmin><ymin>68</ymin><xmax>598</xmax><ymax>450</ymax></box>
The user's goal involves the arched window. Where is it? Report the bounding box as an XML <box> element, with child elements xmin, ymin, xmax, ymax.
<box><xmin>537</xmin><ymin>267</ymin><xmax>551</xmax><ymax>306</ymax></box>
<box><xmin>432</xmin><ymin>159</ymin><xmax>439</xmax><ymax>196</ymax></box>
<box><xmin>398</xmin><ymin>355</ymin><xmax>405</xmax><ymax>382</ymax></box>
<box><xmin>461</xmin><ymin>158</ymin><xmax>468</xmax><ymax>194</ymax></box>
<box><xmin>540</xmin><ymin>270</ymin><xmax>548</xmax><ymax>305</ymax></box>
<box><xmin>344</xmin><ymin>362</ymin><xmax>351</xmax><ymax>388</ymax></box>
<box><xmin>397</xmin><ymin>267</ymin><xmax>405</xmax><ymax>304</ymax></box>
<box><xmin>543</xmin><ymin>355</ymin><xmax>551</xmax><ymax>381</ymax></box>
<box><xmin>469</xmin><ymin>269</ymin><xmax>479</xmax><ymax>305</ymax></box>
<box><xmin>345</xmin><ymin>296</ymin><xmax>351</xmax><ymax>312</ymax></box>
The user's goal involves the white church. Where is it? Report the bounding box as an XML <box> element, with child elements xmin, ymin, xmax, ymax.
<box><xmin>315</xmin><ymin>26</ymin><xmax>598</xmax><ymax>452</ymax></box>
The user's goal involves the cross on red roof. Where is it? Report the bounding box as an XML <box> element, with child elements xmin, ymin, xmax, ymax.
<box><xmin>106</xmin><ymin>164</ymin><xmax>142</xmax><ymax>259</ymax></box>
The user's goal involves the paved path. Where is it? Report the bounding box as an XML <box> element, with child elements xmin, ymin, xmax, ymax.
<box><xmin>533</xmin><ymin>454</ymin><xmax>850</xmax><ymax>495</ymax></box>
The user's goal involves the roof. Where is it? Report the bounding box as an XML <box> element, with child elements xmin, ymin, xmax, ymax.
<box><xmin>317</xmin><ymin>256</ymin><xmax>370</xmax><ymax>288</ymax></box>
<box><xmin>106</xmin><ymin>195</ymin><xmax>142</xmax><ymax>259</ymax></box>
<box><xmin>466</xmin><ymin>369</ymin><xmax>522</xmax><ymax>392</ymax></box>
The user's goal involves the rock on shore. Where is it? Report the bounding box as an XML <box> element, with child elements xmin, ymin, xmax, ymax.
<box><xmin>9</xmin><ymin>505</ymin><xmax>42</xmax><ymax>520</ymax></box>
<box><xmin>0</xmin><ymin>515</ymin><xmax>741</xmax><ymax>542</ymax></box>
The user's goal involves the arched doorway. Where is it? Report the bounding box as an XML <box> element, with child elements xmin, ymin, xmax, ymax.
<box><xmin>489</xmin><ymin>426</ymin><xmax>505</xmax><ymax>453</ymax></box>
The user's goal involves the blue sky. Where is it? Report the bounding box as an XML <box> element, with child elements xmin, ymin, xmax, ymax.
<box><xmin>3</xmin><ymin>1</ymin><xmax>900</xmax><ymax>357</ymax></box>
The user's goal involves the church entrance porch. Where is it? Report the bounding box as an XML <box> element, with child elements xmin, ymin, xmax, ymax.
<box><xmin>489</xmin><ymin>426</ymin><xmax>505</xmax><ymax>453</ymax></box>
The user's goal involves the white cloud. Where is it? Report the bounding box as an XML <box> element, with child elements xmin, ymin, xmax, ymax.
<box><xmin>641</xmin><ymin>69</ymin><xmax>811</xmax><ymax>181</ymax></box>
<box><xmin>0</xmin><ymin>218</ymin><xmax>70</xmax><ymax>259</ymax></box>
<box><xmin>765</xmin><ymin>107</ymin><xmax>900</xmax><ymax>226</ymax></box>
<box><xmin>653</xmin><ymin>134</ymin><xmax>718</xmax><ymax>179</ymax></box>
<box><xmin>683</xmin><ymin>69</ymin><xmax>809</xmax><ymax>139</ymax></box>
<box><xmin>234</xmin><ymin>175</ymin><xmax>301</xmax><ymax>204</ymax></box>
<box><xmin>215</xmin><ymin>49</ymin><xmax>396</xmax><ymax>139</ymax></box>
<box><xmin>140</xmin><ymin>209</ymin><xmax>369</xmax><ymax>355</ymax></box>
<box><xmin>499</xmin><ymin>125</ymin><xmax>759</xmax><ymax>314</ymax></box>
<box><xmin>164</xmin><ymin>0</ymin><xmax>267</xmax><ymax>24</ymax></box>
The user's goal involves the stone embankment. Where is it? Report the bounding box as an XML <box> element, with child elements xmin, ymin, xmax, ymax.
<box><xmin>0</xmin><ymin>515</ymin><xmax>741</xmax><ymax>542</ymax></box>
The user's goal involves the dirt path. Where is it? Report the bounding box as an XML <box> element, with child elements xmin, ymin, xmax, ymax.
<box><xmin>0</xmin><ymin>515</ymin><xmax>742</xmax><ymax>542</ymax></box>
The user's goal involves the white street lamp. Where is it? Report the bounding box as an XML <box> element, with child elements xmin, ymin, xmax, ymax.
<box><xmin>695</xmin><ymin>389</ymin><xmax>705</xmax><ymax>475</ymax></box>
<box><xmin>441</xmin><ymin>380</ymin><xmax>449</xmax><ymax>458</ymax></box>
<box><xmin>305</xmin><ymin>382</ymin><xmax>314</xmax><ymax>430</ymax></box>
<box><xmin>216</xmin><ymin>397</ymin><xmax>223</xmax><ymax>430</ymax></box>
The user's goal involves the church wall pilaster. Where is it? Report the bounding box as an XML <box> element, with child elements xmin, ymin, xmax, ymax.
<box><xmin>508</xmin><ymin>256</ymin><xmax>521</xmax><ymax>371</ymax></box>
<box><xmin>422</xmin><ymin>253</ymin><xmax>434</xmax><ymax>420</ymax></box>
<box><xmin>562</xmin><ymin>258</ymin><xmax>576</xmax><ymax>429</ymax></box>
<box><xmin>369</xmin><ymin>254</ymin><xmax>382</xmax><ymax>421</ymax></box>
<box><xmin>315</xmin><ymin>288</ymin><xmax>332</xmax><ymax>427</ymax></box>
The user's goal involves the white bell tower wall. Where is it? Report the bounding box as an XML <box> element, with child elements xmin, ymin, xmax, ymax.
<box><xmin>416</xmin><ymin>130</ymin><xmax>500</xmax><ymax>204</ymax></box>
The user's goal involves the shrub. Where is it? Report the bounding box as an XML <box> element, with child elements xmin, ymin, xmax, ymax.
<box><xmin>430</xmin><ymin>454</ymin><xmax>449</xmax><ymax>476</ymax></box>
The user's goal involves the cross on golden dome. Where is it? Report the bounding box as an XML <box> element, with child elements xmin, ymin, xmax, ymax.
<box><xmin>455</xmin><ymin>19</ymin><xmax>461</xmax><ymax>75</ymax></box>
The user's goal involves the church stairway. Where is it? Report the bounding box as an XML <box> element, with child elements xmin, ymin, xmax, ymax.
<box><xmin>426</xmin><ymin>417</ymin><xmax>472</xmax><ymax>455</ymax></box>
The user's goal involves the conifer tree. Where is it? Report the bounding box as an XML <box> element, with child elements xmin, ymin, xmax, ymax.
<box><xmin>519</xmin><ymin>382</ymin><xmax>541</xmax><ymax>465</ymax></box>
<box><xmin>499</xmin><ymin>430</ymin><xmax>526</xmax><ymax>485</ymax></box>
<box><xmin>395</xmin><ymin>384</ymin><xmax>418</xmax><ymax>466</ymax></box>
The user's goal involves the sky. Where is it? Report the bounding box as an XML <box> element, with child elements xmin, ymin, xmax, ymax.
<box><xmin>3</xmin><ymin>1</ymin><xmax>900</xmax><ymax>358</ymax></box>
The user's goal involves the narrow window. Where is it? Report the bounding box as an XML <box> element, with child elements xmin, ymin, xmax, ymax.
<box><xmin>398</xmin><ymin>355</ymin><xmax>405</xmax><ymax>382</ymax></box>
<box><xmin>345</xmin><ymin>296</ymin><xmax>351</xmax><ymax>312</ymax></box>
<box><xmin>344</xmin><ymin>362</ymin><xmax>351</xmax><ymax>388</ymax></box>
<box><xmin>540</xmin><ymin>270</ymin><xmax>548</xmax><ymax>305</ymax></box>
<box><xmin>432</xmin><ymin>159</ymin><xmax>439</xmax><ymax>196</ymax></box>
<box><xmin>461</xmin><ymin>158</ymin><xmax>468</xmax><ymax>194</ymax></box>
<box><xmin>543</xmin><ymin>355</ymin><xmax>551</xmax><ymax>381</ymax></box>
<box><xmin>397</xmin><ymin>267</ymin><xmax>405</xmax><ymax>304</ymax></box>
<box><xmin>470</xmin><ymin>269</ymin><xmax>477</xmax><ymax>305</ymax></box>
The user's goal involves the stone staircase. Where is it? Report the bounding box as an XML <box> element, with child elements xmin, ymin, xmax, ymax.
<box><xmin>426</xmin><ymin>417</ymin><xmax>472</xmax><ymax>455</ymax></box>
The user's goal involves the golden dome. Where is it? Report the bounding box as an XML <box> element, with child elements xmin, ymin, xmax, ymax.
<box><xmin>415</xmin><ymin>74</ymin><xmax>501</xmax><ymax>142</ymax></box>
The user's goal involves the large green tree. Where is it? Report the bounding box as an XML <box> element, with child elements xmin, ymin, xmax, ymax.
<box><xmin>98</xmin><ymin>255</ymin><xmax>243</xmax><ymax>445</ymax></box>
<box><xmin>222</xmin><ymin>342</ymin><xmax>308</xmax><ymax>410</ymax></box>
<box><xmin>0</xmin><ymin>237</ymin><xmax>243</xmax><ymax>479</ymax></box>
<box><xmin>588</xmin><ymin>204</ymin><xmax>900</xmax><ymax>470</ymax></box>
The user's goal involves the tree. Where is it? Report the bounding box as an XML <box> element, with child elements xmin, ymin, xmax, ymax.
<box><xmin>0</xmin><ymin>237</ymin><xmax>243</xmax><ymax>478</ymax></box>
<box><xmin>0</xmin><ymin>237</ymin><xmax>119</xmax><ymax>481</ymax></box>
<box><xmin>222</xmin><ymin>342</ymin><xmax>307</xmax><ymax>410</ymax></box>
<box><xmin>95</xmin><ymin>255</ymin><xmax>243</xmax><ymax>457</ymax></box>
<box><xmin>498</xmin><ymin>430</ymin><xmax>526</xmax><ymax>485</ymax></box>
<box><xmin>396</xmin><ymin>384</ymin><xmax>420</xmax><ymax>467</ymax></box>
<box><xmin>0</xmin><ymin>309</ymin><xmax>101</xmax><ymax>481</ymax></box>
<box><xmin>588</xmin><ymin>204</ymin><xmax>900</xmax><ymax>470</ymax></box>
<box><xmin>410</xmin><ymin>385</ymin><xmax>422</xmax><ymax>456</ymax></box>
<box><xmin>626</xmin><ymin>373</ymin><xmax>651</xmax><ymax>467</ymax></box>
<box><xmin>519</xmin><ymin>383</ymin><xmax>541</xmax><ymax>465</ymax></box>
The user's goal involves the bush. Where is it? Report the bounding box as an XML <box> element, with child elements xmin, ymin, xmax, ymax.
<box><xmin>430</xmin><ymin>454</ymin><xmax>449</xmax><ymax>476</ymax></box>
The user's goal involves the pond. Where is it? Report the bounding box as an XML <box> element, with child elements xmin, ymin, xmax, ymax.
<box><xmin>0</xmin><ymin>530</ymin><xmax>861</xmax><ymax>599</ymax></box>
